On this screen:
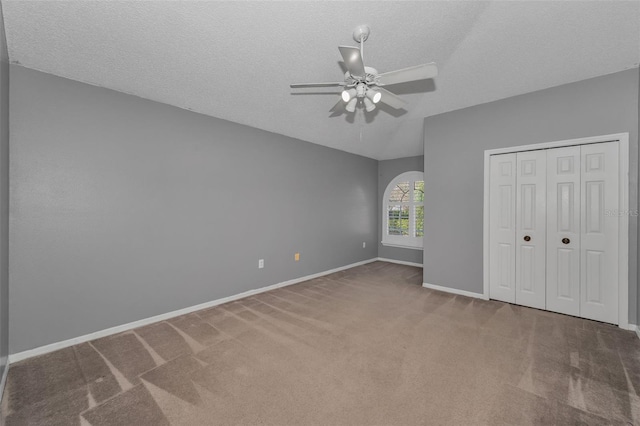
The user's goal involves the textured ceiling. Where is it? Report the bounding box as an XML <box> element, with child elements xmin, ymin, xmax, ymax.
<box><xmin>3</xmin><ymin>1</ymin><xmax>640</xmax><ymax>160</ymax></box>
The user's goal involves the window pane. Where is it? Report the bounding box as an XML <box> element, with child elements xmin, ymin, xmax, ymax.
<box><xmin>388</xmin><ymin>205</ymin><xmax>410</xmax><ymax>236</ymax></box>
<box><xmin>415</xmin><ymin>205</ymin><xmax>424</xmax><ymax>237</ymax></box>
<box><xmin>389</xmin><ymin>182</ymin><xmax>410</xmax><ymax>202</ymax></box>
<box><xmin>414</xmin><ymin>181</ymin><xmax>424</xmax><ymax>202</ymax></box>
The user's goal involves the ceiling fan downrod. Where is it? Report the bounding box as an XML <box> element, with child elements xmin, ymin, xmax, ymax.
<box><xmin>353</xmin><ymin>25</ymin><xmax>370</xmax><ymax>62</ymax></box>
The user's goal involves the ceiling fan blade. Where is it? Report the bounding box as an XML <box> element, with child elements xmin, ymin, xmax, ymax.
<box><xmin>339</xmin><ymin>46</ymin><xmax>366</xmax><ymax>78</ymax></box>
<box><xmin>376</xmin><ymin>87</ymin><xmax>407</xmax><ymax>110</ymax></box>
<box><xmin>377</xmin><ymin>63</ymin><xmax>438</xmax><ymax>86</ymax></box>
<box><xmin>290</xmin><ymin>82</ymin><xmax>346</xmax><ymax>88</ymax></box>
<box><xmin>329</xmin><ymin>99</ymin><xmax>345</xmax><ymax>116</ymax></box>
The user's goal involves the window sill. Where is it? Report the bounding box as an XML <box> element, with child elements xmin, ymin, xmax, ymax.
<box><xmin>381</xmin><ymin>241</ymin><xmax>424</xmax><ymax>251</ymax></box>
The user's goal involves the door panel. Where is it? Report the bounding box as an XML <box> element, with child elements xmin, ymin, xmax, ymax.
<box><xmin>515</xmin><ymin>150</ymin><xmax>546</xmax><ymax>309</ymax></box>
<box><xmin>546</xmin><ymin>146</ymin><xmax>581</xmax><ymax>316</ymax></box>
<box><xmin>580</xmin><ymin>142</ymin><xmax>619</xmax><ymax>324</ymax></box>
<box><xmin>585</xmin><ymin>250</ymin><xmax>604</xmax><ymax>303</ymax></box>
<box><xmin>489</xmin><ymin>154</ymin><xmax>517</xmax><ymax>303</ymax></box>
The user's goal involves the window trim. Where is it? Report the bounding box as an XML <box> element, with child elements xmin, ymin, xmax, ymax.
<box><xmin>382</xmin><ymin>171</ymin><xmax>424</xmax><ymax>250</ymax></box>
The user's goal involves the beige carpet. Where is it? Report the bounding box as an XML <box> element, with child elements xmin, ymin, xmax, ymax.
<box><xmin>2</xmin><ymin>261</ymin><xmax>640</xmax><ymax>425</ymax></box>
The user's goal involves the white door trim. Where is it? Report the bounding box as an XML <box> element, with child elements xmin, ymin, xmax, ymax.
<box><xmin>483</xmin><ymin>133</ymin><xmax>630</xmax><ymax>328</ymax></box>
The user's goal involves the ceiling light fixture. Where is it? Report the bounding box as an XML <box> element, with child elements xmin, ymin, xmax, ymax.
<box><xmin>341</xmin><ymin>88</ymin><xmax>357</xmax><ymax>102</ymax></box>
<box><xmin>366</xmin><ymin>89</ymin><xmax>382</xmax><ymax>104</ymax></box>
<box><xmin>345</xmin><ymin>98</ymin><xmax>358</xmax><ymax>113</ymax></box>
<box><xmin>363</xmin><ymin>97</ymin><xmax>376</xmax><ymax>112</ymax></box>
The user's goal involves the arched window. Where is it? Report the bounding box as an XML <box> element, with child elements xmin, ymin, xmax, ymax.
<box><xmin>382</xmin><ymin>171</ymin><xmax>424</xmax><ymax>249</ymax></box>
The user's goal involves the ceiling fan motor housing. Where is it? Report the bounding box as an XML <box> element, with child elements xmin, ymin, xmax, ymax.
<box><xmin>344</xmin><ymin>66</ymin><xmax>379</xmax><ymax>87</ymax></box>
<box><xmin>363</xmin><ymin>66</ymin><xmax>379</xmax><ymax>81</ymax></box>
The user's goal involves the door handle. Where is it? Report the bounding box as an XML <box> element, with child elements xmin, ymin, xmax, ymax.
<box><xmin>523</xmin><ymin>236</ymin><xmax>531</xmax><ymax>242</ymax></box>
<box><xmin>562</xmin><ymin>238</ymin><xmax>570</xmax><ymax>244</ymax></box>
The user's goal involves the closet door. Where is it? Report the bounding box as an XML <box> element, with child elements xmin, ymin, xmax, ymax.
<box><xmin>515</xmin><ymin>150</ymin><xmax>546</xmax><ymax>309</ymax></box>
<box><xmin>580</xmin><ymin>142</ymin><xmax>619</xmax><ymax>324</ymax></box>
<box><xmin>489</xmin><ymin>154</ymin><xmax>517</xmax><ymax>303</ymax></box>
<box><xmin>546</xmin><ymin>146</ymin><xmax>581</xmax><ymax>316</ymax></box>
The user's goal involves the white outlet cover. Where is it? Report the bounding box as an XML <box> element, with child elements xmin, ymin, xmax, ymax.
<box><xmin>258</xmin><ymin>259</ymin><xmax>264</xmax><ymax>269</ymax></box>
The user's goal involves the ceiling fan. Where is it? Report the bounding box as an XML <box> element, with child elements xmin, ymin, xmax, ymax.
<box><xmin>290</xmin><ymin>25</ymin><xmax>438</xmax><ymax>113</ymax></box>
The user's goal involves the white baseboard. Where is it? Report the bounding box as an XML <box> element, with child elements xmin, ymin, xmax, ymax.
<box><xmin>376</xmin><ymin>257</ymin><xmax>423</xmax><ymax>268</ymax></box>
<box><xmin>9</xmin><ymin>257</ymin><xmax>379</xmax><ymax>364</ymax></box>
<box><xmin>422</xmin><ymin>285</ymin><xmax>636</xmax><ymax>331</ymax></box>
<box><xmin>627</xmin><ymin>324</ymin><xmax>640</xmax><ymax>339</ymax></box>
<box><xmin>422</xmin><ymin>282</ymin><xmax>488</xmax><ymax>300</ymax></box>
<box><xmin>0</xmin><ymin>357</ymin><xmax>8</xmax><ymax>405</ymax></box>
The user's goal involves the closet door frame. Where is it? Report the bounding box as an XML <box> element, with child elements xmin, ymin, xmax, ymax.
<box><xmin>483</xmin><ymin>133</ymin><xmax>629</xmax><ymax>329</ymax></box>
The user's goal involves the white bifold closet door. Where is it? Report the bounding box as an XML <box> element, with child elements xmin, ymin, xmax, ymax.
<box><xmin>546</xmin><ymin>146</ymin><xmax>581</xmax><ymax>317</ymax></box>
<box><xmin>489</xmin><ymin>150</ymin><xmax>547</xmax><ymax>308</ymax></box>
<box><xmin>579</xmin><ymin>142</ymin><xmax>619</xmax><ymax>324</ymax></box>
<box><xmin>514</xmin><ymin>150</ymin><xmax>547</xmax><ymax>310</ymax></box>
<box><xmin>489</xmin><ymin>141</ymin><xmax>620</xmax><ymax>324</ymax></box>
<box><xmin>489</xmin><ymin>154</ymin><xmax>517</xmax><ymax>303</ymax></box>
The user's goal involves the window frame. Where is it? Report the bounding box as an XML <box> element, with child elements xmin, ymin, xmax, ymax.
<box><xmin>382</xmin><ymin>171</ymin><xmax>424</xmax><ymax>250</ymax></box>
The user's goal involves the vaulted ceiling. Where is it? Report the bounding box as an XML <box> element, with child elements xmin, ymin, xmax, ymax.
<box><xmin>3</xmin><ymin>1</ymin><xmax>639</xmax><ymax>160</ymax></box>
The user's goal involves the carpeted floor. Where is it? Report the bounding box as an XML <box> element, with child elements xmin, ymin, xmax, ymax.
<box><xmin>2</xmin><ymin>261</ymin><xmax>640</xmax><ymax>425</ymax></box>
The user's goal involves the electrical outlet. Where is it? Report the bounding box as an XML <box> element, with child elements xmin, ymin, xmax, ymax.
<box><xmin>294</xmin><ymin>253</ymin><xmax>300</xmax><ymax>262</ymax></box>
<box><xmin>363</xmin><ymin>242</ymin><xmax>366</xmax><ymax>248</ymax></box>
<box><xmin>258</xmin><ymin>259</ymin><xmax>264</xmax><ymax>269</ymax></box>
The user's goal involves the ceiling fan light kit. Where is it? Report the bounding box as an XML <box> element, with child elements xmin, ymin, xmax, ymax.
<box><xmin>363</xmin><ymin>97</ymin><xmax>376</xmax><ymax>112</ymax></box>
<box><xmin>341</xmin><ymin>88</ymin><xmax>357</xmax><ymax>102</ymax></box>
<box><xmin>290</xmin><ymin>25</ymin><xmax>438</xmax><ymax>114</ymax></box>
<box><xmin>345</xmin><ymin>97</ymin><xmax>358</xmax><ymax>113</ymax></box>
<box><xmin>366</xmin><ymin>88</ymin><xmax>382</xmax><ymax>104</ymax></box>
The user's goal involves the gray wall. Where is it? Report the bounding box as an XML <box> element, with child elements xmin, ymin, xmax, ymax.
<box><xmin>423</xmin><ymin>68</ymin><xmax>639</xmax><ymax>323</ymax></box>
<box><xmin>9</xmin><ymin>66</ymin><xmax>378</xmax><ymax>354</ymax></box>
<box><xmin>0</xmin><ymin>3</ymin><xmax>9</xmax><ymax>377</ymax></box>
<box><xmin>378</xmin><ymin>156</ymin><xmax>424</xmax><ymax>264</ymax></box>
